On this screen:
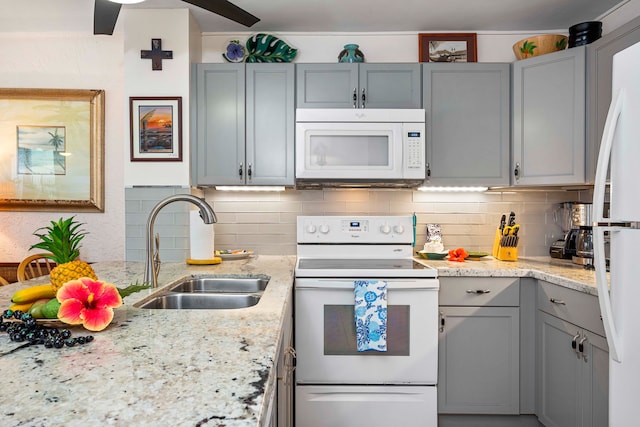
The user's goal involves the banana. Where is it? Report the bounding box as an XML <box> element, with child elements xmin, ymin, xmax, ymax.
<box><xmin>9</xmin><ymin>301</ymin><xmax>35</xmax><ymax>312</ymax></box>
<box><xmin>11</xmin><ymin>284</ymin><xmax>57</xmax><ymax>304</ymax></box>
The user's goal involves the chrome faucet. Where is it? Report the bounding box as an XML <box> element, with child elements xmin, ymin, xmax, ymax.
<box><xmin>144</xmin><ymin>194</ymin><xmax>217</xmax><ymax>288</ymax></box>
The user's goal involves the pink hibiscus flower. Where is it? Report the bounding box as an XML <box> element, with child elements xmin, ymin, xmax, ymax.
<box><xmin>57</xmin><ymin>277</ymin><xmax>123</xmax><ymax>331</ymax></box>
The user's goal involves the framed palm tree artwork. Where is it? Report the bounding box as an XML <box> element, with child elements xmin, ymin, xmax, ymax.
<box><xmin>129</xmin><ymin>96</ymin><xmax>182</xmax><ymax>162</ymax></box>
<box><xmin>0</xmin><ymin>88</ymin><xmax>105</xmax><ymax>212</ymax></box>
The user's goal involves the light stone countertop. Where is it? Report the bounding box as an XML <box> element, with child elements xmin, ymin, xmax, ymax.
<box><xmin>415</xmin><ymin>255</ymin><xmax>602</xmax><ymax>296</ymax></box>
<box><xmin>0</xmin><ymin>254</ymin><xmax>602</xmax><ymax>427</ymax></box>
<box><xmin>0</xmin><ymin>255</ymin><xmax>296</xmax><ymax>427</ymax></box>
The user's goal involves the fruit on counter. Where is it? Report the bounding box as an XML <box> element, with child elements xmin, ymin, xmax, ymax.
<box><xmin>8</xmin><ymin>301</ymin><xmax>35</xmax><ymax>313</ymax></box>
<box><xmin>10</xmin><ymin>284</ymin><xmax>57</xmax><ymax>304</ymax></box>
<box><xmin>41</xmin><ymin>298</ymin><xmax>62</xmax><ymax>319</ymax></box>
<box><xmin>28</xmin><ymin>298</ymin><xmax>53</xmax><ymax>319</ymax></box>
<box><xmin>448</xmin><ymin>247</ymin><xmax>469</xmax><ymax>262</ymax></box>
<box><xmin>30</xmin><ymin>216</ymin><xmax>98</xmax><ymax>292</ymax></box>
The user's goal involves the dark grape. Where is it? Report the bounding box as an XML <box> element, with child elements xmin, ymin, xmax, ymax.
<box><xmin>65</xmin><ymin>338</ymin><xmax>76</xmax><ymax>347</ymax></box>
<box><xmin>1</xmin><ymin>313</ymin><xmax>93</xmax><ymax>353</ymax></box>
<box><xmin>76</xmin><ymin>336</ymin><xmax>87</xmax><ymax>344</ymax></box>
<box><xmin>60</xmin><ymin>329</ymin><xmax>71</xmax><ymax>339</ymax></box>
<box><xmin>12</xmin><ymin>310</ymin><xmax>24</xmax><ymax>320</ymax></box>
<box><xmin>3</xmin><ymin>309</ymin><xmax>14</xmax><ymax>319</ymax></box>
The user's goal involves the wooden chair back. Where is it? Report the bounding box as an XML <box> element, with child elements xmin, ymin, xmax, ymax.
<box><xmin>17</xmin><ymin>253</ymin><xmax>56</xmax><ymax>282</ymax></box>
<box><xmin>0</xmin><ymin>275</ymin><xmax>9</xmax><ymax>286</ymax></box>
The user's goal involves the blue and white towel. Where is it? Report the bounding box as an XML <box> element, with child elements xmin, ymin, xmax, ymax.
<box><xmin>354</xmin><ymin>280</ymin><xmax>388</xmax><ymax>352</ymax></box>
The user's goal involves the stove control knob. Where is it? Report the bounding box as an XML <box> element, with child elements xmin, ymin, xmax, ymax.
<box><xmin>306</xmin><ymin>224</ymin><xmax>317</xmax><ymax>234</ymax></box>
<box><xmin>319</xmin><ymin>224</ymin><xmax>330</xmax><ymax>234</ymax></box>
<box><xmin>380</xmin><ymin>224</ymin><xmax>391</xmax><ymax>234</ymax></box>
<box><xmin>394</xmin><ymin>225</ymin><xmax>405</xmax><ymax>234</ymax></box>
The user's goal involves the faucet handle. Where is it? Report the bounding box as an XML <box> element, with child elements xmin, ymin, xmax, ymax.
<box><xmin>153</xmin><ymin>233</ymin><xmax>161</xmax><ymax>274</ymax></box>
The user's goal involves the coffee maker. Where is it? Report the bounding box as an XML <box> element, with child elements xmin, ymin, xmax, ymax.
<box><xmin>549</xmin><ymin>202</ymin><xmax>592</xmax><ymax>261</ymax></box>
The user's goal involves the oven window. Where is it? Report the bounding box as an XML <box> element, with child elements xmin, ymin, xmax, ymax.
<box><xmin>323</xmin><ymin>305</ymin><xmax>410</xmax><ymax>356</ymax></box>
<box><xmin>309</xmin><ymin>135</ymin><xmax>390</xmax><ymax>167</ymax></box>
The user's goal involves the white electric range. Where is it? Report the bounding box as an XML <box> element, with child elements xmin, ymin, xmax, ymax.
<box><xmin>294</xmin><ymin>215</ymin><xmax>439</xmax><ymax>427</ymax></box>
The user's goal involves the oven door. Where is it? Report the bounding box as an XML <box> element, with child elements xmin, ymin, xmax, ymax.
<box><xmin>295</xmin><ymin>278</ymin><xmax>439</xmax><ymax>385</ymax></box>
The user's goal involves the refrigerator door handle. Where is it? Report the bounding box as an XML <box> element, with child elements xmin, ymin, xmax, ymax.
<box><xmin>593</xmin><ymin>88</ymin><xmax>625</xmax><ymax>363</ymax></box>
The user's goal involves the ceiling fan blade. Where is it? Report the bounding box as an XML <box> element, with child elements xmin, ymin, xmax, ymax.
<box><xmin>94</xmin><ymin>0</ymin><xmax>122</xmax><ymax>35</ymax></box>
<box><xmin>183</xmin><ymin>0</ymin><xmax>260</xmax><ymax>27</ymax></box>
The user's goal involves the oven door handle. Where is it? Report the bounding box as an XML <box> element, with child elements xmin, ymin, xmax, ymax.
<box><xmin>295</xmin><ymin>279</ymin><xmax>438</xmax><ymax>290</ymax></box>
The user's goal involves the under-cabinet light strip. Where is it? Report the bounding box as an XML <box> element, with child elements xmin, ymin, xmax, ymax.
<box><xmin>215</xmin><ymin>186</ymin><xmax>286</xmax><ymax>192</ymax></box>
<box><xmin>417</xmin><ymin>186</ymin><xmax>488</xmax><ymax>192</ymax></box>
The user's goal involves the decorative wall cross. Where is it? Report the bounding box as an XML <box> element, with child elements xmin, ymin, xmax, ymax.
<box><xmin>140</xmin><ymin>38</ymin><xmax>173</xmax><ymax>71</ymax></box>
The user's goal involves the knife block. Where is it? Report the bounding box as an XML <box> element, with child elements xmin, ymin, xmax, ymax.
<box><xmin>496</xmin><ymin>245</ymin><xmax>518</xmax><ymax>261</ymax></box>
<box><xmin>492</xmin><ymin>227</ymin><xmax>519</xmax><ymax>261</ymax></box>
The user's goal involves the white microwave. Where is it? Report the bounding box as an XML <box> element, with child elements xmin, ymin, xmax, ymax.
<box><xmin>295</xmin><ymin>109</ymin><xmax>426</xmax><ymax>187</ymax></box>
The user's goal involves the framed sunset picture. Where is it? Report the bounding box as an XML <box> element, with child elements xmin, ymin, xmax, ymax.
<box><xmin>129</xmin><ymin>96</ymin><xmax>182</xmax><ymax>162</ymax></box>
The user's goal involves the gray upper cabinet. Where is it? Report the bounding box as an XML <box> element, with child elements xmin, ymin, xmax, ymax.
<box><xmin>193</xmin><ymin>63</ymin><xmax>294</xmax><ymax>186</ymax></box>
<box><xmin>586</xmin><ymin>15</ymin><xmax>640</xmax><ymax>183</ymax></box>
<box><xmin>512</xmin><ymin>46</ymin><xmax>586</xmax><ymax>186</ymax></box>
<box><xmin>422</xmin><ymin>63</ymin><xmax>510</xmax><ymax>186</ymax></box>
<box><xmin>296</xmin><ymin>63</ymin><xmax>421</xmax><ymax>108</ymax></box>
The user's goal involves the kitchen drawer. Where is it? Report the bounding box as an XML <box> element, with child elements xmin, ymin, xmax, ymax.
<box><xmin>439</xmin><ymin>277</ymin><xmax>520</xmax><ymax>307</ymax></box>
<box><xmin>537</xmin><ymin>280</ymin><xmax>605</xmax><ymax>336</ymax></box>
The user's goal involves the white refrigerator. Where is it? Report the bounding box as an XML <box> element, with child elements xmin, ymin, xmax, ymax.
<box><xmin>593</xmin><ymin>40</ymin><xmax>640</xmax><ymax>427</ymax></box>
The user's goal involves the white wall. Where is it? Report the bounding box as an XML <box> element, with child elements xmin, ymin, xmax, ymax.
<box><xmin>123</xmin><ymin>9</ymin><xmax>192</xmax><ymax>187</ymax></box>
<box><xmin>202</xmin><ymin>31</ymin><xmax>553</xmax><ymax>63</ymax></box>
<box><xmin>0</xmin><ymin>33</ymin><xmax>125</xmax><ymax>263</ymax></box>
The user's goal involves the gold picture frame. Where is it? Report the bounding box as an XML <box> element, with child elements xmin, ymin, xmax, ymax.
<box><xmin>0</xmin><ymin>88</ymin><xmax>105</xmax><ymax>212</ymax></box>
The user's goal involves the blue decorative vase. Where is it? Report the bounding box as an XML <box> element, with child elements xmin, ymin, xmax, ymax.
<box><xmin>338</xmin><ymin>44</ymin><xmax>365</xmax><ymax>63</ymax></box>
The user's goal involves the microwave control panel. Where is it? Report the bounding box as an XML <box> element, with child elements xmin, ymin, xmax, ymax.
<box><xmin>406</xmin><ymin>131</ymin><xmax>423</xmax><ymax>169</ymax></box>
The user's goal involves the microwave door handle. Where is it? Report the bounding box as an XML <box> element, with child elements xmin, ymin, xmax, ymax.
<box><xmin>353</xmin><ymin>88</ymin><xmax>357</xmax><ymax>108</ymax></box>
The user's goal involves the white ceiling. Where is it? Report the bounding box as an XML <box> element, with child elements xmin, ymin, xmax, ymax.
<box><xmin>0</xmin><ymin>0</ymin><xmax>628</xmax><ymax>33</ymax></box>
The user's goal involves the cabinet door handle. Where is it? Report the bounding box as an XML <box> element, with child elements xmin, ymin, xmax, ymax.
<box><xmin>353</xmin><ymin>88</ymin><xmax>357</xmax><ymax>108</ymax></box>
<box><xmin>238</xmin><ymin>162</ymin><xmax>243</xmax><ymax>180</ymax></box>
<box><xmin>571</xmin><ymin>332</ymin><xmax>580</xmax><ymax>357</ymax></box>
<box><xmin>247</xmin><ymin>163</ymin><xmax>252</xmax><ymax>181</ymax></box>
<box><xmin>466</xmin><ymin>289</ymin><xmax>491</xmax><ymax>294</ymax></box>
<box><xmin>578</xmin><ymin>335</ymin><xmax>589</xmax><ymax>362</ymax></box>
<box><xmin>439</xmin><ymin>310</ymin><xmax>445</xmax><ymax>333</ymax></box>
<box><xmin>361</xmin><ymin>88</ymin><xmax>366</xmax><ymax>108</ymax></box>
<box><xmin>514</xmin><ymin>162</ymin><xmax>520</xmax><ymax>181</ymax></box>
<box><xmin>550</xmin><ymin>298</ymin><xmax>566</xmax><ymax>305</ymax></box>
<box><xmin>426</xmin><ymin>163</ymin><xmax>431</xmax><ymax>178</ymax></box>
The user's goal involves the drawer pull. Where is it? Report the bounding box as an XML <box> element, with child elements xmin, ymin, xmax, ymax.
<box><xmin>550</xmin><ymin>298</ymin><xmax>566</xmax><ymax>305</ymax></box>
<box><xmin>466</xmin><ymin>289</ymin><xmax>491</xmax><ymax>294</ymax></box>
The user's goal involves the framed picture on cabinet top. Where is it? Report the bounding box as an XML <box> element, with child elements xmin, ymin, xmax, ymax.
<box><xmin>419</xmin><ymin>33</ymin><xmax>478</xmax><ymax>63</ymax></box>
<box><xmin>130</xmin><ymin>96</ymin><xmax>182</xmax><ymax>162</ymax></box>
<box><xmin>0</xmin><ymin>88</ymin><xmax>105</xmax><ymax>212</ymax></box>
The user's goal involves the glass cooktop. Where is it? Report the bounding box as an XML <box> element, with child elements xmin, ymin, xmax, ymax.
<box><xmin>296</xmin><ymin>258</ymin><xmax>437</xmax><ymax>278</ymax></box>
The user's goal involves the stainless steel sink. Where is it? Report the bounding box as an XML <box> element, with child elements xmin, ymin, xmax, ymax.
<box><xmin>169</xmin><ymin>277</ymin><xmax>269</xmax><ymax>293</ymax></box>
<box><xmin>138</xmin><ymin>293</ymin><xmax>261</xmax><ymax>310</ymax></box>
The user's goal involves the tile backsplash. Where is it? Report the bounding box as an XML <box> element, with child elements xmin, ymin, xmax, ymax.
<box><xmin>125</xmin><ymin>187</ymin><xmax>591</xmax><ymax>262</ymax></box>
<box><xmin>203</xmin><ymin>188</ymin><xmax>590</xmax><ymax>258</ymax></box>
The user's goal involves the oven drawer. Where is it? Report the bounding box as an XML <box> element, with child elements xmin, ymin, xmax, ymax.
<box><xmin>439</xmin><ymin>277</ymin><xmax>520</xmax><ymax>307</ymax></box>
<box><xmin>296</xmin><ymin>385</ymin><xmax>437</xmax><ymax>427</ymax></box>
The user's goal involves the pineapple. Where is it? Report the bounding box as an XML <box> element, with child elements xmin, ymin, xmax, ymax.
<box><xmin>30</xmin><ymin>216</ymin><xmax>98</xmax><ymax>292</ymax></box>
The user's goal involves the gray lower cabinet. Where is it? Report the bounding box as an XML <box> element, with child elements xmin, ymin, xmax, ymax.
<box><xmin>586</xmin><ymin>15</ymin><xmax>640</xmax><ymax>183</ymax></box>
<box><xmin>422</xmin><ymin>63</ymin><xmax>510</xmax><ymax>186</ymax></box>
<box><xmin>193</xmin><ymin>63</ymin><xmax>294</xmax><ymax>186</ymax></box>
<box><xmin>512</xmin><ymin>46</ymin><xmax>586</xmax><ymax>186</ymax></box>
<box><xmin>438</xmin><ymin>277</ymin><xmax>520</xmax><ymax>414</ymax></box>
<box><xmin>536</xmin><ymin>281</ymin><xmax>609</xmax><ymax>427</ymax></box>
<box><xmin>296</xmin><ymin>63</ymin><xmax>421</xmax><ymax>108</ymax></box>
<box><xmin>276</xmin><ymin>293</ymin><xmax>294</xmax><ymax>427</ymax></box>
